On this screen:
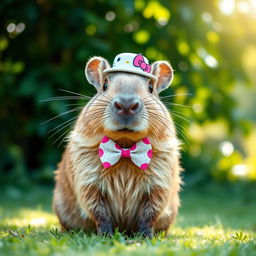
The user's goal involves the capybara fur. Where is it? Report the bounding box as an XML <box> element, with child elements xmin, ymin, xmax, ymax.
<box><xmin>53</xmin><ymin>55</ymin><xmax>182</xmax><ymax>237</ymax></box>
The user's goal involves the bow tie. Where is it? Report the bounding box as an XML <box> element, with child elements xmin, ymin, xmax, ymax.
<box><xmin>98</xmin><ymin>136</ymin><xmax>153</xmax><ymax>170</ymax></box>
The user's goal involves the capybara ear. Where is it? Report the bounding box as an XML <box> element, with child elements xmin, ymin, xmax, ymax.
<box><xmin>85</xmin><ymin>57</ymin><xmax>110</xmax><ymax>90</ymax></box>
<box><xmin>151</xmin><ymin>61</ymin><xmax>173</xmax><ymax>93</ymax></box>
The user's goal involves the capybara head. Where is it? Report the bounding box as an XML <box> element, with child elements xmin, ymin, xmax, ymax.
<box><xmin>82</xmin><ymin>54</ymin><xmax>174</xmax><ymax>143</ymax></box>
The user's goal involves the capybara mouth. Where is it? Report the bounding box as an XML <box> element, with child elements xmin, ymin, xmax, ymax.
<box><xmin>117</xmin><ymin>128</ymin><xmax>134</xmax><ymax>132</ymax></box>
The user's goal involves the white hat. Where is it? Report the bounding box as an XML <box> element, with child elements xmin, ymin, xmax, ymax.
<box><xmin>103</xmin><ymin>53</ymin><xmax>157</xmax><ymax>82</ymax></box>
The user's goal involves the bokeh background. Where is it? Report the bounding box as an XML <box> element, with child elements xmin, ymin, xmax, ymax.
<box><xmin>1</xmin><ymin>0</ymin><xmax>256</xmax><ymax>188</ymax></box>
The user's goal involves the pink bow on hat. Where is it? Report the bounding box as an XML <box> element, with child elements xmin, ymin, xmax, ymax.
<box><xmin>133</xmin><ymin>54</ymin><xmax>151</xmax><ymax>73</ymax></box>
<box><xmin>98</xmin><ymin>136</ymin><xmax>153</xmax><ymax>170</ymax></box>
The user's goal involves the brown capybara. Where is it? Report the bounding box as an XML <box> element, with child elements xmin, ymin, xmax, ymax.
<box><xmin>53</xmin><ymin>53</ymin><xmax>182</xmax><ymax>237</ymax></box>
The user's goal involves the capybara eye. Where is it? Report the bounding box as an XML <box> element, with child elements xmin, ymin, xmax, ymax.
<box><xmin>148</xmin><ymin>82</ymin><xmax>153</xmax><ymax>93</ymax></box>
<box><xmin>103</xmin><ymin>82</ymin><xmax>108</xmax><ymax>91</ymax></box>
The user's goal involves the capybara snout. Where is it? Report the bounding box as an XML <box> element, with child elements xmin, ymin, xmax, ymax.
<box><xmin>100</xmin><ymin>72</ymin><xmax>151</xmax><ymax>133</ymax></box>
<box><xmin>112</xmin><ymin>96</ymin><xmax>142</xmax><ymax>116</ymax></box>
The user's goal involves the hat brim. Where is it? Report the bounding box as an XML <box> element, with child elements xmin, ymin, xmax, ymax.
<box><xmin>103</xmin><ymin>68</ymin><xmax>158</xmax><ymax>82</ymax></box>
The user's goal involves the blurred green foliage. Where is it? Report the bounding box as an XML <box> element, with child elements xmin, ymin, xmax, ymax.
<box><xmin>1</xmin><ymin>0</ymin><xmax>256</xmax><ymax>187</ymax></box>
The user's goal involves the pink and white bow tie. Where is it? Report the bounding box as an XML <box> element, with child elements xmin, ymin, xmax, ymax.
<box><xmin>133</xmin><ymin>54</ymin><xmax>151</xmax><ymax>73</ymax></box>
<box><xmin>98</xmin><ymin>136</ymin><xmax>153</xmax><ymax>170</ymax></box>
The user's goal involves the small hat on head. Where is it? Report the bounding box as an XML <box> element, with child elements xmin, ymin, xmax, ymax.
<box><xmin>103</xmin><ymin>53</ymin><xmax>157</xmax><ymax>82</ymax></box>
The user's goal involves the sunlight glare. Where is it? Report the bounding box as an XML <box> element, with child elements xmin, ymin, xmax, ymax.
<box><xmin>6</xmin><ymin>23</ymin><xmax>16</xmax><ymax>33</ymax></box>
<box><xmin>201</xmin><ymin>12</ymin><xmax>213</xmax><ymax>23</ymax></box>
<box><xmin>16</xmin><ymin>23</ymin><xmax>25</xmax><ymax>33</ymax></box>
<box><xmin>105</xmin><ymin>11</ymin><xmax>116</xmax><ymax>21</ymax></box>
<box><xmin>219</xmin><ymin>141</ymin><xmax>234</xmax><ymax>156</ymax></box>
<box><xmin>30</xmin><ymin>217</ymin><xmax>47</xmax><ymax>226</ymax></box>
<box><xmin>219</xmin><ymin>0</ymin><xmax>235</xmax><ymax>15</ymax></box>
<box><xmin>232</xmin><ymin>164</ymin><xmax>248</xmax><ymax>176</ymax></box>
<box><xmin>204</xmin><ymin>55</ymin><xmax>218</xmax><ymax>68</ymax></box>
<box><xmin>237</xmin><ymin>1</ymin><xmax>250</xmax><ymax>13</ymax></box>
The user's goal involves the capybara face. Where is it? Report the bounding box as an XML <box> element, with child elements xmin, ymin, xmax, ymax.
<box><xmin>84</xmin><ymin>56</ymin><xmax>174</xmax><ymax>142</ymax></box>
<box><xmin>102</xmin><ymin>73</ymin><xmax>150</xmax><ymax>132</ymax></box>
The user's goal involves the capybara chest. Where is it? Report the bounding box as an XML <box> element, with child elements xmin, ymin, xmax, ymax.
<box><xmin>101</xmin><ymin>162</ymin><xmax>150</xmax><ymax>227</ymax></box>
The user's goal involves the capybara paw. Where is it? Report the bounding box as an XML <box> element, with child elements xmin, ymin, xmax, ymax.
<box><xmin>97</xmin><ymin>223</ymin><xmax>113</xmax><ymax>236</ymax></box>
<box><xmin>139</xmin><ymin>226</ymin><xmax>153</xmax><ymax>238</ymax></box>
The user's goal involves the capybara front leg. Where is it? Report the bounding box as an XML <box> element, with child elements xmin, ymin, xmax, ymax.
<box><xmin>138</xmin><ymin>187</ymin><xmax>168</xmax><ymax>238</ymax></box>
<box><xmin>80</xmin><ymin>185</ymin><xmax>113</xmax><ymax>235</ymax></box>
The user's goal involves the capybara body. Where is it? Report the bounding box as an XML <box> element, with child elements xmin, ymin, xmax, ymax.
<box><xmin>53</xmin><ymin>54</ymin><xmax>182</xmax><ymax>237</ymax></box>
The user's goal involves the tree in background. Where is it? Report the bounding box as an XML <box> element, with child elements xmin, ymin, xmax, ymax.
<box><xmin>0</xmin><ymin>0</ymin><xmax>255</xmax><ymax>186</ymax></box>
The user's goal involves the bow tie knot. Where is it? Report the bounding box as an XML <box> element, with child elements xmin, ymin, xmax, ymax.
<box><xmin>99</xmin><ymin>136</ymin><xmax>152</xmax><ymax>170</ymax></box>
<box><xmin>121</xmin><ymin>149</ymin><xmax>131</xmax><ymax>158</ymax></box>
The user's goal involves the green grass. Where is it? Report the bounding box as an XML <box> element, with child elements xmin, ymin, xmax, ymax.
<box><xmin>0</xmin><ymin>183</ymin><xmax>256</xmax><ymax>256</ymax></box>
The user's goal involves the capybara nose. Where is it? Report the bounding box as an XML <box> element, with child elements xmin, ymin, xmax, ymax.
<box><xmin>113</xmin><ymin>97</ymin><xmax>141</xmax><ymax>115</ymax></box>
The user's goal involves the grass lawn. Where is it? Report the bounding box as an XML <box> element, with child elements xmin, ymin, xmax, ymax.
<box><xmin>0</xmin><ymin>183</ymin><xmax>256</xmax><ymax>256</ymax></box>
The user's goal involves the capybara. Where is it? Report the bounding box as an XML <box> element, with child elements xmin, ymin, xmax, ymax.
<box><xmin>53</xmin><ymin>53</ymin><xmax>182</xmax><ymax>237</ymax></box>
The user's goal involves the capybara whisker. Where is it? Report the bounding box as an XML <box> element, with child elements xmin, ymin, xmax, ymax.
<box><xmin>161</xmin><ymin>102</ymin><xmax>192</xmax><ymax>108</ymax></box>
<box><xmin>58</xmin><ymin>88</ymin><xmax>93</xmax><ymax>98</ymax></box>
<box><xmin>41</xmin><ymin>107</ymin><xmax>82</xmax><ymax>125</ymax></box>
<box><xmin>160</xmin><ymin>93</ymin><xmax>192</xmax><ymax>99</ymax></box>
<box><xmin>53</xmin><ymin>127</ymin><xmax>73</xmax><ymax>147</ymax></box>
<box><xmin>40</xmin><ymin>96</ymin><xmax>89</xmax><ymax>102</ymax></box>
<box><xmin>171</xmin><ymin>112</ymin><xmax>191</xmax><ymax>123</ymax></box>
<box><xmin>47</xmin><ymin>116</ymin><xmax>79</xmax><ymax>134</ymax></box>
<box><xmin>49</xmin><ymin>118</ymin><xmax>78</xmax><ymax>140</ymax></box>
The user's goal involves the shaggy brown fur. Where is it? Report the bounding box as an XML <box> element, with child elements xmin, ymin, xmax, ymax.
<box><xmin>53</xmin><ymin>56</ymin><xmax>182</xmax><ymax>237</ymax></box>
